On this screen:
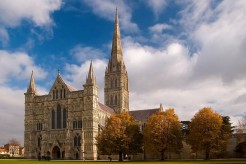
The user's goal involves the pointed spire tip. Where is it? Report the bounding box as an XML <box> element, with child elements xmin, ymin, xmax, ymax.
<box><xmin>86</xmin><ymin>60</ymin><xmax>96</xmax><ymax>85</ymax></box>
<box><xmin>27</xmin><ymin>70</ymin><xmax>37</xmax><ymax>94</ymax></box>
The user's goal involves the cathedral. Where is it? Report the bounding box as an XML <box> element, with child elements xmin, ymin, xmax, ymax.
<box><xmin>24</xmin><ymin>9</ymin><xmax>137</xmax><ymax>160</ymax></box>
<box><xmin>24</xmin><ymin>8</ymin><xmax>240</xmax><ymax>160</ymax></box>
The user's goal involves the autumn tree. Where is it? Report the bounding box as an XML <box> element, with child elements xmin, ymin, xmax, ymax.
<box><xmin>187</xmin><ymin>107</ymin><xmax>223</xmax><ymax>160</ymax></box>
<box><xmin>96</xmin><ymin>112</ymin><xmax>143</xmax><ymax>161</ymax></box>
<box><xmin>144</xmin><ymin>109</ymin><xmax>183</xmax><ymax>160</ymax></box>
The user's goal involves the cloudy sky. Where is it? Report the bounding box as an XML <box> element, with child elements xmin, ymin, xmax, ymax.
<box><xmin>0</xmin><ymin>0</ymin><xmax>246</xmax><ymax>145</ymax></box>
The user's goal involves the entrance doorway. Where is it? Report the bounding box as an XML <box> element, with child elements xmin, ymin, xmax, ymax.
<box><xmin>52</xmin><ymin>146</ymin><xmax>61</xmax><ymax>159</ymax></box>
<box><xmin>75</xmin><ymin>152</ymin><xmax>79</xmax><ymax>159</ymax></box>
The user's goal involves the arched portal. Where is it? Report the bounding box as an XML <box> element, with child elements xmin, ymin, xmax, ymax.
<box><xmin>75</xmin><ymin>152</ymin><xmax>79</xmax><ymax>159</ymax></box>
<box><xmin>52</xmin><ymin>146</ymin><xmax>61</xmax><ymax>159</ymax></box>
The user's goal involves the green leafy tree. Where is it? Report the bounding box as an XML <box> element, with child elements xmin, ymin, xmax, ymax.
<box><xmin>144</xmin><ymin>109</ymin><xmax>183</xmax><ymax>160</ymax></box>
<box><xmin>187</xmin><ymin>107</ymin><xmax>223</xmax><ymax>160</ymax></box>
<box><xmin>96</xmin><ymin>112</ymin><xmax>143</xmax><ymax>161</ymax></box>
<box><xmin>212</xmin><ymin>116</ymin><xmax>233</xmax><ymax>157</ymax></box>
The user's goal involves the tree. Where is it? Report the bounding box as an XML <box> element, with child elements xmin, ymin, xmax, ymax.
<box><xmin>144</xmin><ymin>109</ymin><xmax>183</xmax><ymax>160</ymax></box>
<box><xmin>96</xmin><ymin>112</ymin><xmax>143</xmax><ymax>161</ymax></box>
<box><xmin>235</xmin><ymin>141</ymin><xmax>246</xmax><ymax>158</ymax></box>
<box><xmin>213</xmin><ymin>116</ymin><xmax>233</xmax><ymax>157</ymax></box>
<box><xmin>187</xmin><ymin>107</ymin><xmax>223</xmax><ymax>160</ymax></box>
<box><xmin>236</xmin><ymin>114</ymin><xmax>246</xmax><ymax>141</ymax></box>
<box><xmin>8</xmin><ymin>138</ymin><xmax>20</xmax><ymax>146</ymax></box>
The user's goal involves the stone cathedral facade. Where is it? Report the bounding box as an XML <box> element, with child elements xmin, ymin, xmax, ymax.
<box><xmin>24</xmin><ymin>9</ymin><xmax>130</xmax><ymax>160</ymax></box>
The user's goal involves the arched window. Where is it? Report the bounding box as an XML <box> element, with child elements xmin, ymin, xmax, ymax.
<box><xmin>73</xmin><ymin>120</ymin><xmax>77</xmax><ymax>129</ymax></box>
<box><xmin>78</xmin><ymin>120</ymin><xmax>82</xmax><ymax>129</ymax></box>
<box><xmin>56</xmin><ymin>90</ymin><xmax>58</xmax><ymax>99</ymax></box>
<box><xmin>52</xmin><ymin>110</ymin><xmax>55</xmax><ymax>129</ymax></box>
<box><xmin>115</xmin><ymin>95</ymin><xmax>117</xmax><ymax>105</ymax></box>
<box><xmin>53</xmin><ymin>90</ymin><xmax>55</xmax><ymax>99</ymax></box>
<box><xmin>78</xmin><ymin>136</ymin><xmax>81</xmax><ymax>146</ymax></box>
<box><xmin>111</xmin><ymin>79</ymin><xmax>113</xmax><ymax>88</ymax></box>
<box><xmin>38</xmin><ymin>135</ymin><xmax>42</xmax><ymax>148</ymax></box>
<box><xmin>57</xmin><ymin>105</ymin><xmax>62</xmax><ymax>129</ymax></box>
<box><xmin>74</xmin><ymin>135</ymin><xmax>81</xmax><ymax>147</ymax></box>
<box><xmin>63</xmin><ymin>109</ymin><xmax>67</xmax><ymax>128</ymax></box>
<box><xmin>110</xmin><ymin>95</ymin><xmax>113</xmax><ymax>105</ymax></box>
<box><xmin>60</xmin><ymin>89</ymin><xmax>62</xmax><ymax>99</ymax></box>
<box><xmin>74</xmin><ymin>136</ymin><xmax>78</xmax><ymax>146</ymax></box>
<box><xmin>64</xmin><ymin>89</ymin><xmax>66</xmax><ymax>98</ymax></box>
<box><xmin>115</xmin><ymin>79</ymin><xmax>117</xmax><ymax>88</ymax></box>
<box><xmin>37</xmin><ymin>123</ymin><xmax>42</xmax><ymax>131</ymax></box>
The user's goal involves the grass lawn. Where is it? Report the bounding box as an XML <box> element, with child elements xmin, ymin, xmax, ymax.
<box><xmin>0</xmin><ymin>160</ymin><xmax>245</xmax><ymax>164</ymax></box>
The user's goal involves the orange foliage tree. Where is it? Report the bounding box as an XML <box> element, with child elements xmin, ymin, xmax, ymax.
<box><xmin>96</xmin><ymin>112</ymin><xmax>143</xmax><ymax>161</ymax></box>
<box><xmin>187</xmin><ymin>107</ymin><xmax>223</xmax><ymax>159</ymax></box>
<box><xmin>144</xmin><ymin>109</ymin><xmax>183</xmax><ymax>160</ymax></box>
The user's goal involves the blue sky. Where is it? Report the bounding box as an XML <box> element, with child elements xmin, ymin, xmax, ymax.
<box><xmin>0</xmin><ymin>0</ymin><xmax>246</xmax><ymax>145</ymax></box>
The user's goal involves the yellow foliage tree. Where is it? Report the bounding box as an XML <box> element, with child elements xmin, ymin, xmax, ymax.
<box><xmin>144</xmin><ymin>109</ymin><xmax>183</xmax><ymax>160</ymax></box>
<box><xmin>187</xmin><ymin>107</ymin><xmax>223</xmax><ymax>159</ymax></box>
<box><xmin>96</xmin><ymin>112</ymin><xmax>143</xmax><ymax>161</ymax></box>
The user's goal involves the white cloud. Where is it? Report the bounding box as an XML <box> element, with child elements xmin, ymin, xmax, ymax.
<box><xmin>70</xmin><ymin>45</ymin><xmax>106</xmax><ymax>62</ymax></box>
<box><xmin>81</xmin><ymin>0</ymin><xmax>139</xmax><ymax>33</ymax></box>
<box><xmin>0</xmin><ymin>50</ymin><xmax>47</xmax><ymax>84</ymax></box>
<box><xmin>145</xmin><ymin>0</ymin><xmax>168</xmax><ymax>18</ymax></box>
<box><xmin>0</xmin><ymin>0</ymin><xmax>62</xmax><ymax>27</ymax></box>
<box><xmin>178</xmin><ymin>0</ymin><xmax>246</xmax><ymax>82</ymax></box>
<box><xmin>0</xmin><ymin>49</ymin><xmax>48</xmax><ymax>145</ymax></box>
<box><xmin>0</xmin><ymin>87</ymin><xmax>25</xmax><ymax>145</ymax></box>
<box><xmin>0</xmin><ymin>0</ymin><xmax>62</xmax><ymax>46</ymax></box>
<box><xmin>149</xmin><ymin>23</ymin><xmax>172</xmax><ymax>34</ymax></box>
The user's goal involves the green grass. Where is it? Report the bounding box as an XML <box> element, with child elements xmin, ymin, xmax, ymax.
<box><xmin>0</xmin><ymin>160</ymin><xmax>246</xmax><ymax>164</ymax></box>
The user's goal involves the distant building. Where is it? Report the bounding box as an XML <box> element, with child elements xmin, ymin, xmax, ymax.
<box><xmin>4</xmin><ymin>144</ymin><xmax>20</xmax><ymax>156</ymax></box>
<box><xmin>0</xmin><ymin>146</ymin><xmax>7</xmax><ymax>154</ymax></box>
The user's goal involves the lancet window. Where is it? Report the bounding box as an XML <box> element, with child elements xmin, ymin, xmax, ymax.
<box><xmin>51</xmin><ymin>104</ymin><xmax>67</xmax><ymax>129</ymax></box>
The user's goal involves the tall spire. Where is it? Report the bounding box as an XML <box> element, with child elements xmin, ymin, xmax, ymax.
<box><xmin>111</xmin><ymin>7</ymin><xmax>123</xmax><ymax>63</ymax></box>
<box><xmin>86</xmin><ymin>61</ymin><xmax>96</xmax><ymax>85</ymax></box>
<box><xmin>27</xmin><ymin>70</ymin><xmax>37</xmax><ymax>94</ymax></box>
<box><xmin>104</xmin><ymin>8</ymin><xmax>129</xmax><ymax>113</ymax></box>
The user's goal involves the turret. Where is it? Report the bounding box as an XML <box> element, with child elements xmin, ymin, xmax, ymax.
<box><xmin>83</xmin><ymin>61</ymin><xmax>99</xmax><ymax>160</ymax></box>
<box><xmin>83</xmin><ymin>61</ymin><xmax>98</xmax><ymax>111</ymax></box>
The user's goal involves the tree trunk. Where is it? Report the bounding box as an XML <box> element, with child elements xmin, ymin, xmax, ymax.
<box><xmin>205</xmin><ymin>148</ymin><xmax>210</xmax><ymax>160</ymax></box>
<box><xmin>160</xmin><ymin>150</ymin><xmax>165</xmax><ymax>161</ymax></box>
<box><xmin>119</xmin><ymin>151</ymin><xmax>123</xmax><ymax>161</ymax></box>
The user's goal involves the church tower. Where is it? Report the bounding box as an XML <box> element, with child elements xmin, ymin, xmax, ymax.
<box><xmin>104</xmin><ymin>8</ymin><xmax>129</xmax><ymax>114</ymax></box>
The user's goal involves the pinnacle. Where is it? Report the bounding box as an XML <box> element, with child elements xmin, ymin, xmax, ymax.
<box><xmin>86</xmin><ymin>61</ymin><xmax>96</xmax><ymax>85</ymax></box>
<box><xmin>27</xmin><ymin>70</ymin><xmax>37</xmax><ymax>94</ymax></box>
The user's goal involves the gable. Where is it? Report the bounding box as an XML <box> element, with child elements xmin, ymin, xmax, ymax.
<box><xmin>49</xmin><ymin>74</ymin><xmax>77</xmax><ymax>98</ymax></box>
